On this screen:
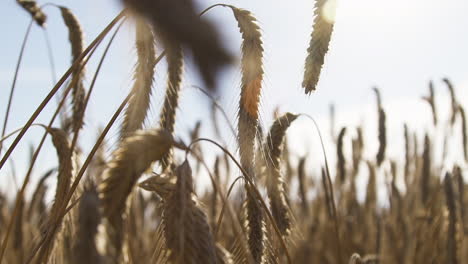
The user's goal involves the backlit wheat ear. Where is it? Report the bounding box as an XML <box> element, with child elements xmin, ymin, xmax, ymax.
<box><xmin>444</xmin><ymin>173</ymin><xmax>458</xmax><ymax>264</ymax></box>
<box><xmin>374</xmin><ymin>87</ymin><xmax>386</xmax><ymax>166</ymax></box>
<box><xmin>60</xmin><ymin>7</ymin><xmax>87</xmax><ymax>133</ymax></box>
<box><xmin>121</xmin><ymin>17</ymin><xmax>156</xmax><ymax>138</ymax></box>
<box><xmin>158</xmin><ymin>33</ymin><xmax>184</xmax><ymax>170</ymax></box>
<box><xmin>229</xmin><ymin>6</ymin><xmax>265</xmax><ymax>262</ymax></box>
<box><xmin>422</xmin><ymin>81</ymin><xmax>438</xmax><ymax>126</ymax></box>
<box><xmin>264</xmin><ymin>112</ymin><xmax>298</xmax><ymax>235</ymax></box>
<box><xmin>100</xmin><ymin>128</ymin><xmax>173</xmax><ymax>218</ymax></box>
<box><xmin>302</xmin><ymin>0</ymin><xmax>337</xmax><ymax>94</ymax></box>
<box><xmin>162</xmin><ymin>161</ymin><xmax>218</xmax><ymax>263</ymax></box>
<box><xmin>458</xmin><ymin>105</ymin><xmax>467</xmax><ymax>162</ymax></box>
<box><xmin>336</xmin><ymin>127</ymin><xmax>347</xmax><ymax>184</ymax></box>
<box><xmin>443</xmin><ymin>78</ymin><xmax>458</xmax><ymax>127</ymax></box>
<box><xmin>99</xmin><ymin>129</ymin><xmax>173</xmax><ymax>257</ymax></box>
<box><xmin>17</xmin><ymin>0</ymin><xmax>47</xmax><ymax>27</ymax></box>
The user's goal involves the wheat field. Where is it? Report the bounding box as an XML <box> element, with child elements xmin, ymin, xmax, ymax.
<box><xmin>0</xmin><ymin>1</ymin><xmax>467</xmax><ymax>263</ymax></box>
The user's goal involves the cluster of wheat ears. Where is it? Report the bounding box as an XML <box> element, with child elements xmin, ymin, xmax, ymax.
<box><xmin>0</xmin><ymin>0</ymin><xmax>467</xmax><ymax>263</ymax></box>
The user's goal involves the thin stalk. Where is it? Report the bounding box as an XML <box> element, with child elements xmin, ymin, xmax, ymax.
<box><xmin>0</xmin><ymin>19</ymin><xmax>34</xmax><ymax>155</ymax></box>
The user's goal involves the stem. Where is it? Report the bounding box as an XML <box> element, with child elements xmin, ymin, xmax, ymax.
<box><xmin>0</xmin><ymin>19</ymin><xmax>34</xmax><ymax>155</ymax></box>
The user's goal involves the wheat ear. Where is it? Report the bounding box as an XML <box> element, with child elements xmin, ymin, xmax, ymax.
<box><xmin>264</xmin><ymin>112</ymin><xmax>298</xmax><ymax>235</ymax></box>
<box><xmin>229</xmin><ymin>6</ymin><xmax>266</xmax><ymax>262</ymax></box>
<box><xmin>16</xmin><ymin>0</ymin><xmax>47</xmax><ymax>27</ymax></box>
<box><xmin>422</xmin><ymin>81</ymin><xmax>438</xmax><ymax>126</ymax></box>
<box><xmin>374</xmin><ymin>87</ymin><xmax>386</xmax><ymax>166</ymax></box>
<box><xmin>158</xmin><ymin>33</ymin><xmax>183</xmax><ymax>170</ymax></box>
<box><xmin>47</xmin><ymin>128</ymin><xmax>73</xmax><ymax>222</ymax></box>
<box><xmin>443</xmin><ymin>78</ymin><xmax>458</xmax><ymax>127</ymax></box>
<box><xmin>336</xmin><ymin>127</ymin><xmax>347</xmax><ymax>184</ymax></box>
<box><xmin>99</xmin><ymin>129</ymin><xmax>173</xmax><ymax>258</ymax></box>
<box><xmin>167</xmin><ymin>161</ymin><xmax>218</xmax><ymax>263</ymax></box>
<box><xmin>121</xmin><ymin>17</ymin><xmax>156</xmax><ymax>137</ymax></box>
<box><xmin>302</xmin><ymin>0</ymin><xmax>337</xmax><ymax>93</ymax></box>
<box><xmin>60</xmin><ymin>7</ymin><xmax>87</xmax><ymax>133</ymax></box>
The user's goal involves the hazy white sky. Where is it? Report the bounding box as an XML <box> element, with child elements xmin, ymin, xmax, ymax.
<box><xmin>1</xmin><ymin>0</ymin><xmax>468</xmax><ymax>196</ymax></box>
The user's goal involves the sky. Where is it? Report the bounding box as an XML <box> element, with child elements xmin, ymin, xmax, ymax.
<box><xmin>1</xmin><ymin>0</ymin><xmax>468</xmax><ymax>198</ymax></box>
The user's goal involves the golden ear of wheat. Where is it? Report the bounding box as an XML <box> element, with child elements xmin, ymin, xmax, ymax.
<box><xmin>264</xmin><ymin>112</ymin><xmax>298</xmax><ymax>235</ymax></box>
<box><xmin>225</xmin><ymin>6</ymin><xmax>266</xmax><ymax>262</ymax></box>
<box><xmin>100</xmin><ymin>128</ymin><xmax>173</xmax><ymax>220</ymax></box>
<box><xmin>302</xmin><ymin>0</ymin><xmax>337</xmax><ymax>94</ymax></box>
<box><xmin>157</xmin><ymin>31</ymin><xmax>184</xmax><ymax>170</ymax></box>
<box><xmin>99</xmin><ymin>128</ymin><xmax>173</xmax><ymax>260</ymax></box>
<box><xmin>47</xmin><ymin>128</ymin><xmax>73</xmax><ymax>222</ymax></box>
<box><xmin>60</xmin><ymin>7</ymin><xmax>87</xmax><ymax>133</ymax></box>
